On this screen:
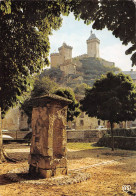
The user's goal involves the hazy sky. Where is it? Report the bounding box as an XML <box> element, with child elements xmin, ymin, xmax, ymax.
<box><xmin>49</xmin><ymin>14</ymin><xmax>135</xmax><ymax>71</ymax></box>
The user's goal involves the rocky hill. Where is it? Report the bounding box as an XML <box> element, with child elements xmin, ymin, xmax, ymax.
<box><xmin>40</xmin><ymin>57</ymin><xmax>120</xmax><ymax>90</ymax></box>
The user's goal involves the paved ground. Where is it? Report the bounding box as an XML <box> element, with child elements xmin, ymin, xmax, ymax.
<box><xmin>0</xmin><ymin>143</ymin><xmax>136</xmax><ymax>196</ymax></box>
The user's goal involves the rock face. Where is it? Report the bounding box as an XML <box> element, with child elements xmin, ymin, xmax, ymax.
<box><xmin>29</xmin><ymin>94</ymin><xmax>71</xmax><ymax>178</ymax></box>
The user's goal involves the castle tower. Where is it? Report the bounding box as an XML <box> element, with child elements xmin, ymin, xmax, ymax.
<box><xmin>50</xmin><ymin>43</ymin><xmax>73</xmax><ymax>67</ymax></box>
<box><xmin>86</xmin><ymin>31</ymin><xmax>100</xmax><ymax>58</ymax></box>
<box><xmin>58</xmin><ymin>42</ymin><xmax>73</xmax><ymax>62</ymax></box>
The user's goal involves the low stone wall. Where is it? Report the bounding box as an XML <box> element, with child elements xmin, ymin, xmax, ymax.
<box><xmin>4</xmin><ymin>129</ymin><xmax>107</xmax><ymax>143</ymax></box>
<box><xmin>3</xmin><ymin>130</ymin><xmax>30</xmax><ymax>140</ymax></box>
<box><xmin>67</xmin><ymin>129</ymin><xmax>107</xmax><ymax>142</ymax></box>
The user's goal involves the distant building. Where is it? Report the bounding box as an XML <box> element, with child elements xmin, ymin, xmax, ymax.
<box><xmin>86</xmin><ymin>30</ymin><xmax>100</xmax><ymax>58</ymax></box>
<box><xmin>2</xmin><ymin>32</ymin><xmax>120</xmax><ymax>132</ymax></box>
<box><xmin>50</xmin><ymin>42</ymin><xmax>73</xmax><ymax>68</ymax></box>
<box><xmin>50</xmin><ymin>31</ymin><xmax>115</xmax><ymax>76</ymax></box>
<box><xmin>2</xmin><ymin>106</ymin><xmax>28</xmax><ymax>131</ymax></box>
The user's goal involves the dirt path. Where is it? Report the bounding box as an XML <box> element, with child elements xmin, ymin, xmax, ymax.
<box><xmin>0</xmin><ymin>143</ymin><xmax>136</xmax><ymax>196</ymax></box>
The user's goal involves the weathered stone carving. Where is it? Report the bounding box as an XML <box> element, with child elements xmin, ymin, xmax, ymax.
<box><xmin>29</xmin><ymin>94</ymin><xmax>71</xmax><ymax>178</ymax></box>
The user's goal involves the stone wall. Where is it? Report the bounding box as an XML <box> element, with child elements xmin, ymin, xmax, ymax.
<box><xmin>67</xmin><ymin>129</ymin><xmax>107</xmax><ymax>142</ymax></box>
<box><xmin>2</xmin><ymin>106</ymin><xmax>20</xmax><ymax>130</ymax></box>
<box><xmin>2</xmin><ymin>107</ymin><xmax>28</xmax><ymax>131</ymax></box>
<box><xmin>99</xmin><ymin>58</ymin><xmax>115</xmax><ymax>67</ymax></box>
<box><xmin>50</xmin><ymin>43</ymin><xmax>73</xmax><ymax>68</ymax></box>
<box><xmin>59</xmin><ymin>44</ymin><xmax>72</xmax><ymax>61</ymax></box>
<box><xmin>60</xmin><ymin>63</ymin><xmax>76</xmax><ymax>75</ymax></box>
<box><xmin>67</xmin><ymin>112</ymin><xmax>105</xmax><ymax>130</ymax></box>
<box><xmin>50</xmin><ymin>53</ymin><xmax>63</xmax><ymax>67</ymax></box>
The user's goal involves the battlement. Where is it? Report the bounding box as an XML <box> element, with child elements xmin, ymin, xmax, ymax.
<box><xmin>50</xmin><ymin>31</ymin><xmax>115</xmax><ymax>76</ymax></box>
<box><xmin>58</xmin><ymin>42</ymin><xmax>73</xmax><ymax>51</ymax></box>
<box><xmin>73</xmin><ymin>54</ymin><xmax>89</xmax><ymax>60</ymax></box>
<box><xmin>50</xmin><ymin>42</ymin><xmax>73</xmax><ymax>68</ymax></box>
<box><xmin>50</xmin><ymin>53</ymin><xmax>60</xmax><ymax>56</ymax></box>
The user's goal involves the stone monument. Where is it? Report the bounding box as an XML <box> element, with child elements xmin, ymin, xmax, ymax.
<box><xmin>29</xmin><ymin>94</ymin><xmax>71</xmax><ymax>178</ymax></box>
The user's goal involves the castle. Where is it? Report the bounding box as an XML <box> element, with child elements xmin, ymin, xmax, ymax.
<box><xmin>50</xmin><ymin>31</ymin><xmax>115</xmax><ymax>75</ymax></box>
<box><xmin>2</xmin><ymin>32</ymin><xmax>125</xmax><ymax>132</ymax></box>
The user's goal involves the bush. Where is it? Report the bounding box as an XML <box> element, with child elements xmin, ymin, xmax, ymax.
<box><xmin>107</xmin><ymin>128</ymin><xmax>136</xmax><ymax>137</ymax></box>
<box><xmin>97</xmin><ymin>136</ymin><xmax>136</xmax><ymax>150</ymax></box>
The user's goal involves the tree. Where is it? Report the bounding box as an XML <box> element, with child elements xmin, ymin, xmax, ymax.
<box><xmin>54</xmin><ymin>88</ymin><xmax>80</xmax><ymax>121</ymax></box>
<box><xmin>74</xmin><ymin>83</ymin><xmax>91</xmax><ymax>95</ymax></box>
<box><xmin>0</xmin><ymin>1</ymin><xmax>66</xmax><ymax>116</ymax></box>
<box><xmin>1</xmin><ymin>0</ymin><xmax>135</xmax><ymax>116</ymax></box>
<box><xmin>80</xmin><ymin>72</ymin><xmax>136</xmax><ymax>151</ymax></box>
<box><xmin>21</xmin><ymin>76</ymin><xmax>58</xmax><ymax>125</ymax></box>
<box><xmin>0</xmin><ymin>0</ymin><xmax>135</xmax><ymax>160</ymax></box>
<box><xmin>69</xmin><ymin>0</ymin><xmax>136</xmax><ymax>66</ymax></box>
<box><xmin>0</xmin><ymin>0</ymin><xmax>69</xmax><ymax>160</ymax></box>
<box><xmin>1</xmin><ymin>0</ymin><xmax>135</xmax><ymax>115</ymax></box>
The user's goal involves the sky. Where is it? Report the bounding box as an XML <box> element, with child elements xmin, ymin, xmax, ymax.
<box><xmin>49</xmin><ymin>14</ymin><xmax>135</xmax><ymax>71</ymax></box>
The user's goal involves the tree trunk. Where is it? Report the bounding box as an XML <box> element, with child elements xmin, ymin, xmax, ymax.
<box><xmin>0</xmin><ymin>107</ymin><xmax>6</xmax><ymax>162</ymax></box>
<box><xmin>0</xmin><ymin>108</ymin><xmax>16</xmax><ymax>163</ymax></box>
<box><xmin>0</xmin><ymin>133</ymin><xmax>5</xmax><ymax>162</ymax></box>
<box><xmin>110</xmin><ymin>122</ymin><xmax>114</xmax><ymax>151</ymax></box>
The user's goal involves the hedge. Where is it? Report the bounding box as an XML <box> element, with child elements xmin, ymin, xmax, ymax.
<box><xmin>107</xmin><ymin>128</ymin><xmax>136</xmax><ymax>137</ymax></box>
<box><xmin>97</xmin><ymin>136</ymin><xmax>136</xmax><ymax>150</ymax></box>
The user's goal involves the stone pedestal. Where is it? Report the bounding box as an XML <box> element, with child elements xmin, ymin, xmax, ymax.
<box><xmin>29</xmin><ymin>94</ymin><xmax>71</xmax><ymax>178</ymax></box>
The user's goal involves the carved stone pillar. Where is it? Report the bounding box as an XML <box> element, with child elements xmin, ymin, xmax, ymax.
<box><xmin>29</xmin><ymin>94</ymin><xmax>71</xmax><ymax>178</ymax></box>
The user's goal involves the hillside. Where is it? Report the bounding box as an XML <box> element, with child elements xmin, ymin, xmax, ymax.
<box><xmin>40</xmin><ymin>57</ymin><xmax>120</xmax><ymax>90</ymax></box>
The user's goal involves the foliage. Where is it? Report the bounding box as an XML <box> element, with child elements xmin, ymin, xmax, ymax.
<box><xmin>81</xmin><ymin>72</ymin><xmax>136</xmax><ymax>150</ymax></box>
<box><xmin>0</xmin><ymin>1</ymin><xmax>66</xmax><ymax>116</ymax></box>
<box><xmin>21</xmin><ymin>76</ymin><xmax>58</xmax><ymax>124</ymax></box>
<box><xmin>31</xmin><ymin>77</ymin><xmax>58</xmax><ymax>97</ymax></box>
<box><xmin>39</xmin><ymin>67</ymin><xmax>64</xmax><ymax>83</ymax></box>
<box><xmin>45</xmin><ymin>57</ymin><xmax>120</xmax><ymax>92</ymax></box>
<box><xmin>108</xmin><ymin>128</ymin><xmax>136</xmax><ymax>137</ymax></box>
<box><xmin>69</xmin><ymin>0</ymin><xmax>136</xmax><ymax>66</ymax></box>
<box><xmin>97</xmin><ymin>135</ymin><xmax>136</xmax><ymax>150</ymax></box>
<box><xmin>54</xmin><ymin>88</ymin><xmax>80</xmax><ymax>121</ymax></box>
<box><xmin>77</xmin><ymin>57</ymin><xmax>120</xmax><ymax>80</ymax></box>
<box><xmin>81</xmin><ymin>72</ymin><xmax>136</xmax><ymax>123</ymax></box>
<box><xmin>74</xmin><ymin>83</ymin><xmax>91</xmax><ymax>95</ymax></box>
<box><xmin>0</xmin><ymin>0</ymin><xmax>135</xmax><ymax>117</ymax></box>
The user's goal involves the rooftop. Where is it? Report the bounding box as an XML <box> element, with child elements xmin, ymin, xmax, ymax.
<box><xmin>87</xmin><ymin>30</ymin><xmax>100</xmax><ymax>41</ymax></box>
<box><xmin>31</xmin><ymin>94</ymin><xmax>72</xmax><ymax>107</ymax></box>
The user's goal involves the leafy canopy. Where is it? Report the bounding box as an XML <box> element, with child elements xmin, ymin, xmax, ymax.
<box><xmin>74</xmin><ymin>83</ymin><xmax>91</xmax><ymax>95</ymax></box>
<box><xmin>69</xmin><ymin>0</ymin><xmax>136</xmax><ymax>66</ymax></box>
<box><xmin>0</xmin><ymin>1</ymin><xmax>66</xmax><ymax>116</ymax></box>
<box><xmin>81</xmin><ymin>72</ymin><xmax>136</xmax><ymax>125</ymax></box>
<box><xmin>0</xmin><ymin>0</ymin><xmax>135</xmax><ymax>116</ymax></box>
<box><xmin>54</xmin><ymin>88</ymin><xmax>81</xmax><ymax>121</ymax></box>
<box><xmin>22</xmin><ymin>78</ymin><xmax>80</xmax><ymax>123</ymax></box>
<box><xmin>21</xmin><ymin>76</ymin><xmax>58</xmax><ymax>124</ymax></box>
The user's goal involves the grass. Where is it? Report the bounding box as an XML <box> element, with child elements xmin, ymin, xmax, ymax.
<box><xmin>67</xmin><ymin>142</ymin><xmax>105</xmax><ymax>150</ymax></box>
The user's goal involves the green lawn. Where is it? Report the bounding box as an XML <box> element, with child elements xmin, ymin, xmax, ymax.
<box><xmin>67</xmin><ymin>142</ymin><xmax>105</xmax><ymax>150</ymax></box>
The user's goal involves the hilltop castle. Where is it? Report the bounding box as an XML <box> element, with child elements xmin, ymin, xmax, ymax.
<box><xmin>50</xmin><ymin>31</ymin><xmax>115</xmax><ymax>75</ymax></box>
